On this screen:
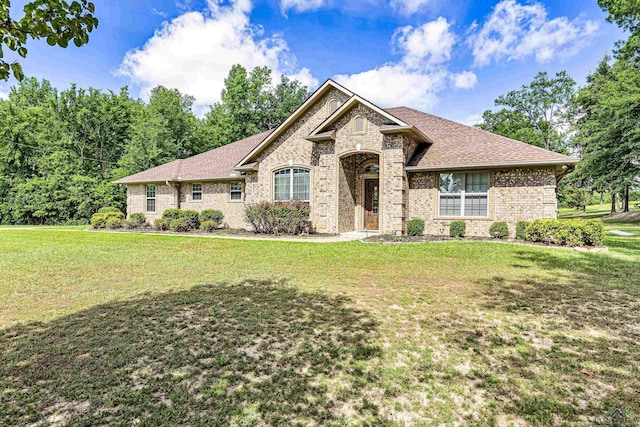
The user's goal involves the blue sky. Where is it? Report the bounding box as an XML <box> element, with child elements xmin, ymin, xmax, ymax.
<box><xmin>1</xmin><ymin>0</ymin><xmax>626</xmax><ymax>124</ymax></box>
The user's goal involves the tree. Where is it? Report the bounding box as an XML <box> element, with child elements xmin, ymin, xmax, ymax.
<box><xmin>199</xmin><ymin>65</ymin><xmax>310</xmax><ymax>148</ymax></box>
<box><xmin>1</xmin><ymin>0</ymin><xmax>98</xmax><ymax>80</ymax></box>
<box><xmin>574</xmin><ymin>56</ymin><xmax>640</xmax><ymax>213</ymax></box>
<box><xmin>477</xmin><ymin>71</ymin><xmax>577</xmax><ymax>154</ymax></box>
<box><xmin>598</xmin><ymin>0</ymin><xmax>640</xmax><ymax>60</ymax></box>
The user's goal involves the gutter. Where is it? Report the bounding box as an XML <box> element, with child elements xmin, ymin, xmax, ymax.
<box><xmin>405</xmin><ymin>159</ymin><xmax>578</xmax><ymax>172</ymax></box>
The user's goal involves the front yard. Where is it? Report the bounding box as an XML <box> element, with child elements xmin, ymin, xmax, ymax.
<box><xmin>0</xmin><ymin>218</ymin><xmax>639</xmax><ymax>426</ymax></box>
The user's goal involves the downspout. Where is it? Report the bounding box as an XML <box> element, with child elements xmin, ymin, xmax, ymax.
<box><xmin>166</xmin><ymin>180</ymin><xmax>181</xmax><ymax>210</ymax></box>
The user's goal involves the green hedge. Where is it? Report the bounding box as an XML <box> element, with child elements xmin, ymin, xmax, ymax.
<box><xmin>153</xmin><ymin>218</ymin><xmax>170</xmax><ymax>231</ymax></box>
<box><xmin>489</xmin><ymin>222</ymin><xmax>509</xmax><ymax>239</ymax></box>
<box><xmin>406</xmin><ymin>219</ymin><xmax>425</xmax><ymax>236</ymax></box>
<box><xmin>161</xmin><ymin>208</ymin><xmax>200</xmax><ymax>230</ymax></box>
<box><xmin>169</xmin><ymin>218</ymin><xmax>191</xmax><ymax>232</ymax></box>
<box><xmin>91</xmin><ymin>211</ymin><xmax>124</xmax><ymax>228</ymax></box>
<box><xmin>245</xmin><ymin>201</ymin><xmax>310</xmax><ymax>235</ymax></box>
<box><xmin>129</xmin><ymin>212</ymin><xmax>146</xmax><ymax>227</ymax></box>
<box><xmin>516</xmin><ymin>221</ymin><xmax>529</xmax><ymax>240</ymax></box>
<box><xmin>200</xmin><ymin>221</ymin><xmax>218</xmax><ymax>232</ymax></box>
<box><xmin>449</xmin><ymin>220</ymin><xmax>466</xmax><ymax>238</ymax></box>
<box><xmin>200</xmin><ymin>209</ymin><xmax>224</xmax><ymax>225</ymax></box>
<box><xmin>105</xmin><ymin>216</ymin><xmax>123</xmax><ymax>229</ymax></box>
<box><xmin>525</xmin><ymin>219</ymin><xmax>604</xmax><ymax>247</ymax></box>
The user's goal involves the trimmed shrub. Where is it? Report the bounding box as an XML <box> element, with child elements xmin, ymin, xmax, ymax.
<box><xmin>246</xmin><ymin>201</ymin><xmax>310</xmax><ymax>235</ymax></box>
<box><xmin>200</xmin><ymin>209</ymin><xmax>224</xmax><ymax>224</ymax></box>
<box><xmin>130</xmin><ymin>212</ymin><xmax>146</xmax><ymax>227</ymax></box>
<box><xmin>124</xmin><ymin>219</ymin><xmax>138</xmax><ymax>229</ymax></box>
<box><xmin>406</xmin><ymin>219</ymin><xmax>425</xmax><ymax>236</ymax></box>
<box><xmin>525</xmin><ymin>218</ymin><xmax>603</xmax><ymax>247</ymax></box>
<box><xmin>91</xmin><ymin>211</ymin><xmax>124</xmax><ymax>229</ymax></box>
<box><xmin>489</xmin><ymin>222</ymin><xmax>509</xmax><ymax>239</ymax></box>
<box><xmin>105</xmin><ymin>216</ymin><xmax>123</xmax><ymax>229</ymax></box>
<box><xmin>449</xmin><ymin>220</ymin><xmax>466</xmax><ymax>238</ymax></box>
<box><xmin>170</xmin><ymin>218</ymin><xmax>191</xmax><ymax>232</ymax></box>
<box><xmin>153</xmin><ymin>218</ymin><xmax>170</xmax><ymax>231</ymax></box>
<box><xmin>162</xmin><ymin>208</ymin><xmax>183</xmax><ymax>222</ymax></box>
<box><xmin>98</xmin><ymin>207</ymin><xmax>121</xmax><ymax>214</ymax></box>
<box><xmin>182</xmin><ymin>210</ymin><xmax>201</xmax><ymax>230</ymax></box>
<box><xmin>582</xmin><ymin>219</ymin><xmax>604</xmax><ymax>247</ymax></box>
<box><xmin>516</xmin><ymin>221</ymin><xmax>529</xmax><ymax>240</ymax></box>
<box><xmin>200</xmin><ymin>221</ymin><xmax>218</xmax><ymax>232</ymax></box>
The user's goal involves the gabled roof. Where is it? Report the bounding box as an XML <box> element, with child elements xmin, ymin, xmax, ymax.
<box><xmin>387</xmin><ymin>107</ymin><xmax>577</xmax><ymax>170</ymax></box>
<box><xmin>235</xmin><ymin>79</ymin><xmax>353</xmax><ymax>167</ymax></box>
<box><xmin>114</xmin><ymin>130</ymin><xmax>273</xmax><ymax>184</ymax></box>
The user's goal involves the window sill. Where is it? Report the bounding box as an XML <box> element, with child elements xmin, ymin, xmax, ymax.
<box><xmin>435</xmin><ymin>216</ymin><xmax>492</xmax><ymax>221</ymax></box>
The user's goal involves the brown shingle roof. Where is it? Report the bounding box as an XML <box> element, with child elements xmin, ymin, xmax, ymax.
<box><xmin>385</xmin><ymin>106</ymin><xmax>577</xmax><ymax>169</ymax></box>
<box><xmin>114</xmin><ymin>130</ymin><xmax>273</xmax><ymax>184</ymax></box>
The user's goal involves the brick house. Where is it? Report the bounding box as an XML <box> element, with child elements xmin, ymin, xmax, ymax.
<box><xmin>115</xmin><ymin>80</ymin><xmax>577</xmax><ymax>236</ymax></box>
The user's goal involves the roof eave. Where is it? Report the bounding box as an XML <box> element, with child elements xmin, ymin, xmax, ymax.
<box><xmin>379</xmin><ymin>125</ymin><xmax>433</xmax><ymax>144</ymax></box>
<box><xmin>305</xmin><ymin>130</ymin><xmax>336</xmax><ymax>142</ymax></box>
<box><xmin>114</xmin><ymin>175</ymin><xmax>247</xmax><ymax>185</ymax></box>
<box><xmin>405</xmin><ymin>159</ymin><xmax>578</xmax><ymax>172</ymax></box>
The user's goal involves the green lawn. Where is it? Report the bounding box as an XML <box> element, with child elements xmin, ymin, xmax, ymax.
<box><xmin>1</xmin><ymin>222</ymin><xmax>639</xmax><ymax>426</ymax></box>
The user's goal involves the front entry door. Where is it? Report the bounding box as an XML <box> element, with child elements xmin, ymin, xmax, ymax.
<box><xmin>364</xmin><ymin>179</ymin><xmax>379</xmax><ymax>230</ymax></box>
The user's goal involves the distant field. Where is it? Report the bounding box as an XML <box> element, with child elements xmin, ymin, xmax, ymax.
<box><xmin>0</xmin><ymin>218</ymin><xmax>638</xmax><ymax>425</ymax></box>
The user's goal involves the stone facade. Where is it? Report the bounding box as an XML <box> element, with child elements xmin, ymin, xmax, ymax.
<box><xmin>125</xmin><ymin>92</ymin><xmax>559</xmax><ymax>236</ymax></box>
<box><xmin>407</xmin><ymin>167</ymin><xmax>557</xmax><ymax>237</ymax></box>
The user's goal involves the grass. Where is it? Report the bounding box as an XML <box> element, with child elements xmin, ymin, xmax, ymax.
<box><xmin>0</xmin><ymin>219</ymin><xmax>639</xmax><ymax>426</ymax></box>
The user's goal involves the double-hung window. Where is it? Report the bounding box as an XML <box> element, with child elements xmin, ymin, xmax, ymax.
<box><xmin>192</xmin><ymin>183</ymin><xmax>202</xmax><ymax>201</ymax></box>
<box><xmin>439</xmin><ymin>172</ymin><xmax>489</xmax><ymax>217</ymax></box>
<box><xmin>146</xmin><ymin>185</ymin><xmax>156</xmax><ymax>212</ymax></box>
<box><xmin>230</xmin><ymin>181</ymin><xmax>242</xmax><ymax>200</ymax></box>
<box><xmin>274</xmin><ymin>168</ymin><xmax>310</xmax><ymax>201</ymax></box>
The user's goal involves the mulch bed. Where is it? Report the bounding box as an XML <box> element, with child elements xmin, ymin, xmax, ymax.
<box><xmin>91</xmin><ymin>227</ymin><xmax>337</xmax><ymax>239</ymax></box>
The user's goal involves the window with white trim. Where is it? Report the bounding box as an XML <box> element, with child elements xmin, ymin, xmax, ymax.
<box><xmin>192</xmin><ymin>183</ymin><xmax>202</xmax><ymax>201</ymax></box>
<box><xmin>230</xmin><ymin>181</ymin><xmax>242</xmax><ymax>200</ymax></box>
<box><xmin>274</xmin><ymin>168</ymin><xmax>310</xmax><ymax>201</ymax></box>
<box><xmin>439</xmin><ymin>172</ymin><xmax>489</xmax><ymax>217</ymax></box>
<box><xmin>146</xmin><ymin>185</ymin><xmax>156</xmax><ymax>212</ymax></box>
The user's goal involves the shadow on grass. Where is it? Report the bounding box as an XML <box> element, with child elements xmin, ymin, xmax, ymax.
<box><xmin>0</xmin><ymin>280</ymin><xmax>385</xmax><ymax>426</ymax></box>
<box><xmin>453</xmin><ymin>275</ymin><xmax>640</xmax><ymax>425</ymax></box>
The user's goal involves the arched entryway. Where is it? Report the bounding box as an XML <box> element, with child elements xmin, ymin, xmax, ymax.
<box><xmin>337</xmin><ymin>151</ymin><xmax>380</xmax><ymax>232</ymax></box>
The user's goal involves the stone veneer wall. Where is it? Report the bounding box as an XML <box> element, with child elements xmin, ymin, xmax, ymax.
<box><xmin>407</xmin><ymin>167</ymin><xmax>557</xmax><ymax>237</ymax></box>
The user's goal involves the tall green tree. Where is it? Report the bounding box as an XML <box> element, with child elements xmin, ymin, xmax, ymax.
<box><xmin>1</xmin><ymin>0</ymin><xmax>98</xmax><ymax>80</ymax></box>
<box><xmin>598</xmin><ymin>0</ymin><xmax>640</xmax><ymax>60</ymax></box>
<box><xmin>199</xmin><ymin>65</ymin><xmax>309</xmax><ymax>148</ymax></box>
<box><xmin>574</xmin><ymin>56</ymin><xmax>640</xmax><ymax>212</ymax></box>
<box><xmin>117</xmin><ymin>86</ymin><xmax>198</xmax><ymax>176</ymax></box>
<box><xmin>477</xmin><ymin>71</ymin><xmax>577</xmax><ymax>154</ymax></box>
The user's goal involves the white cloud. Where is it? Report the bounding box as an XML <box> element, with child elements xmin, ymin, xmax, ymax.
<box><xmin>118</xmin><ymin>0</ymin><xmax>317</xmax><ymax>109</ymax></box>
<box><xmin>460</xmin><ymin>113</ymin><xmax>483</xmax><ymax>126</ymax></box>
<box><xmin>390</xmin><ymin>0</ymin><xmax>432</xmax><ymax>16</ymax></box>
<box><xmin>392</xmin><ymin>17</ymin><xmax>455</xmax><ymax>67</ymax></box>
<box><xmin>280</xmin><ymin>0</ymin><xmax>327</xmax><ymax>15</ymax></box>
<box><xmin>451</xmin><ymin>71</ymin><xmax>477</xmax><ymax>89</ymax></box>
<box><xmin>0</xmin><ymin>88</ymin><xmax>8</xmax><ymax>101</ymax></box>
<box><xmin>469</xmin><ymin>0</ymin><xmax>599</xmax><ymax>67</ymax></box>
<box><xmin>334</xmin><ymin>17</ymin><xmax>473</xmax><ymax>110</ymax></box>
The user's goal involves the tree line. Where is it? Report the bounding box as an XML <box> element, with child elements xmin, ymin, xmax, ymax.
<box><xmin>478</xmin><ymin>0</ymin><xmax>640</xmax><ymax>213</ymax></box>
<box><xmin>0</xmin><ymin>65</ymin><xmax>309</xmax><ymax>224</ymax></box>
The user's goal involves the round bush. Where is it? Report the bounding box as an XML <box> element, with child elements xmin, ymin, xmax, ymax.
<box><xmin>200</xmin><ymin>221</ymin><xmax>218</xmax><ymax>232</ymax></box>
<box><xmin>515</xmin><ymin>221</ymin><xmax>529</xmax><ymax>240</ymax></box>
<box><xmin>91</xmin><ymin>211</ymin><xmax>124</xmax><ymax>229</ymax></box>
<box><xmin>153</xmin><ymin>218</ymin><xmax>170</xmax><ymax>231</ymax></box>
<box><xmin>406</xmin><ymin>219</ymin><xmax>425</xmax><ymax>236</ymax></box>
<box><xmin>130</xmin><ymin>212</ymin><xmax>146</xmax><ymax>227</ymax></box>
<box><xmin>489</xmin><ymin>222</ymin><xmax>509</xmax><ymax>239</ymax></box>
<box><xmin>162</xmin><ymin>208</ymin><xmax>183</xmax><ymax>222</ymax></box>
<box><xmin>105</xmin><ymin>216</ymin><xmax>123</xmax><ymax>229</ymax></box>
<box><xmin>170</xmin><ymin>218</ymin><xmax>191</xmax><ymax>232</ymax></box>
<box><xmin>181</xmin><ymin>210</ymin><xmax>200</xmax><ymax>230</ymax></box>
<box><xmin>98</xmin><ymin>207</ymin><xmax>121</xmax><ymax>214</ymax></box>
<box><xmin>200</xmin><ymin>209</ymin><xmax>224</xmax><ymax>224</ymax></box>
<box><xmin>449</xmin><ymin>220</ymin><xmax>466</xmax><ymax>238</ymax></box>
<box><xmin>124</xmin><ymin>219</ymin><xmax>138</xmax><ymax>229</ymax></box>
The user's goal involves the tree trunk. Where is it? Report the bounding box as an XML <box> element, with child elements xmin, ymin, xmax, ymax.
<box><xmin>611</xmin><ymin>192</ymin><xmax>616</xmax><ymax>214</ymax></box>
<box><xmin>600</xmin><ymin>192</ymin><xmax>603</xmax><ymax>210</ymax></box>
<box><xmin>623</xmin><ymin>185</ymin><xmax>630</xmax><ymax>212</ymax></box>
